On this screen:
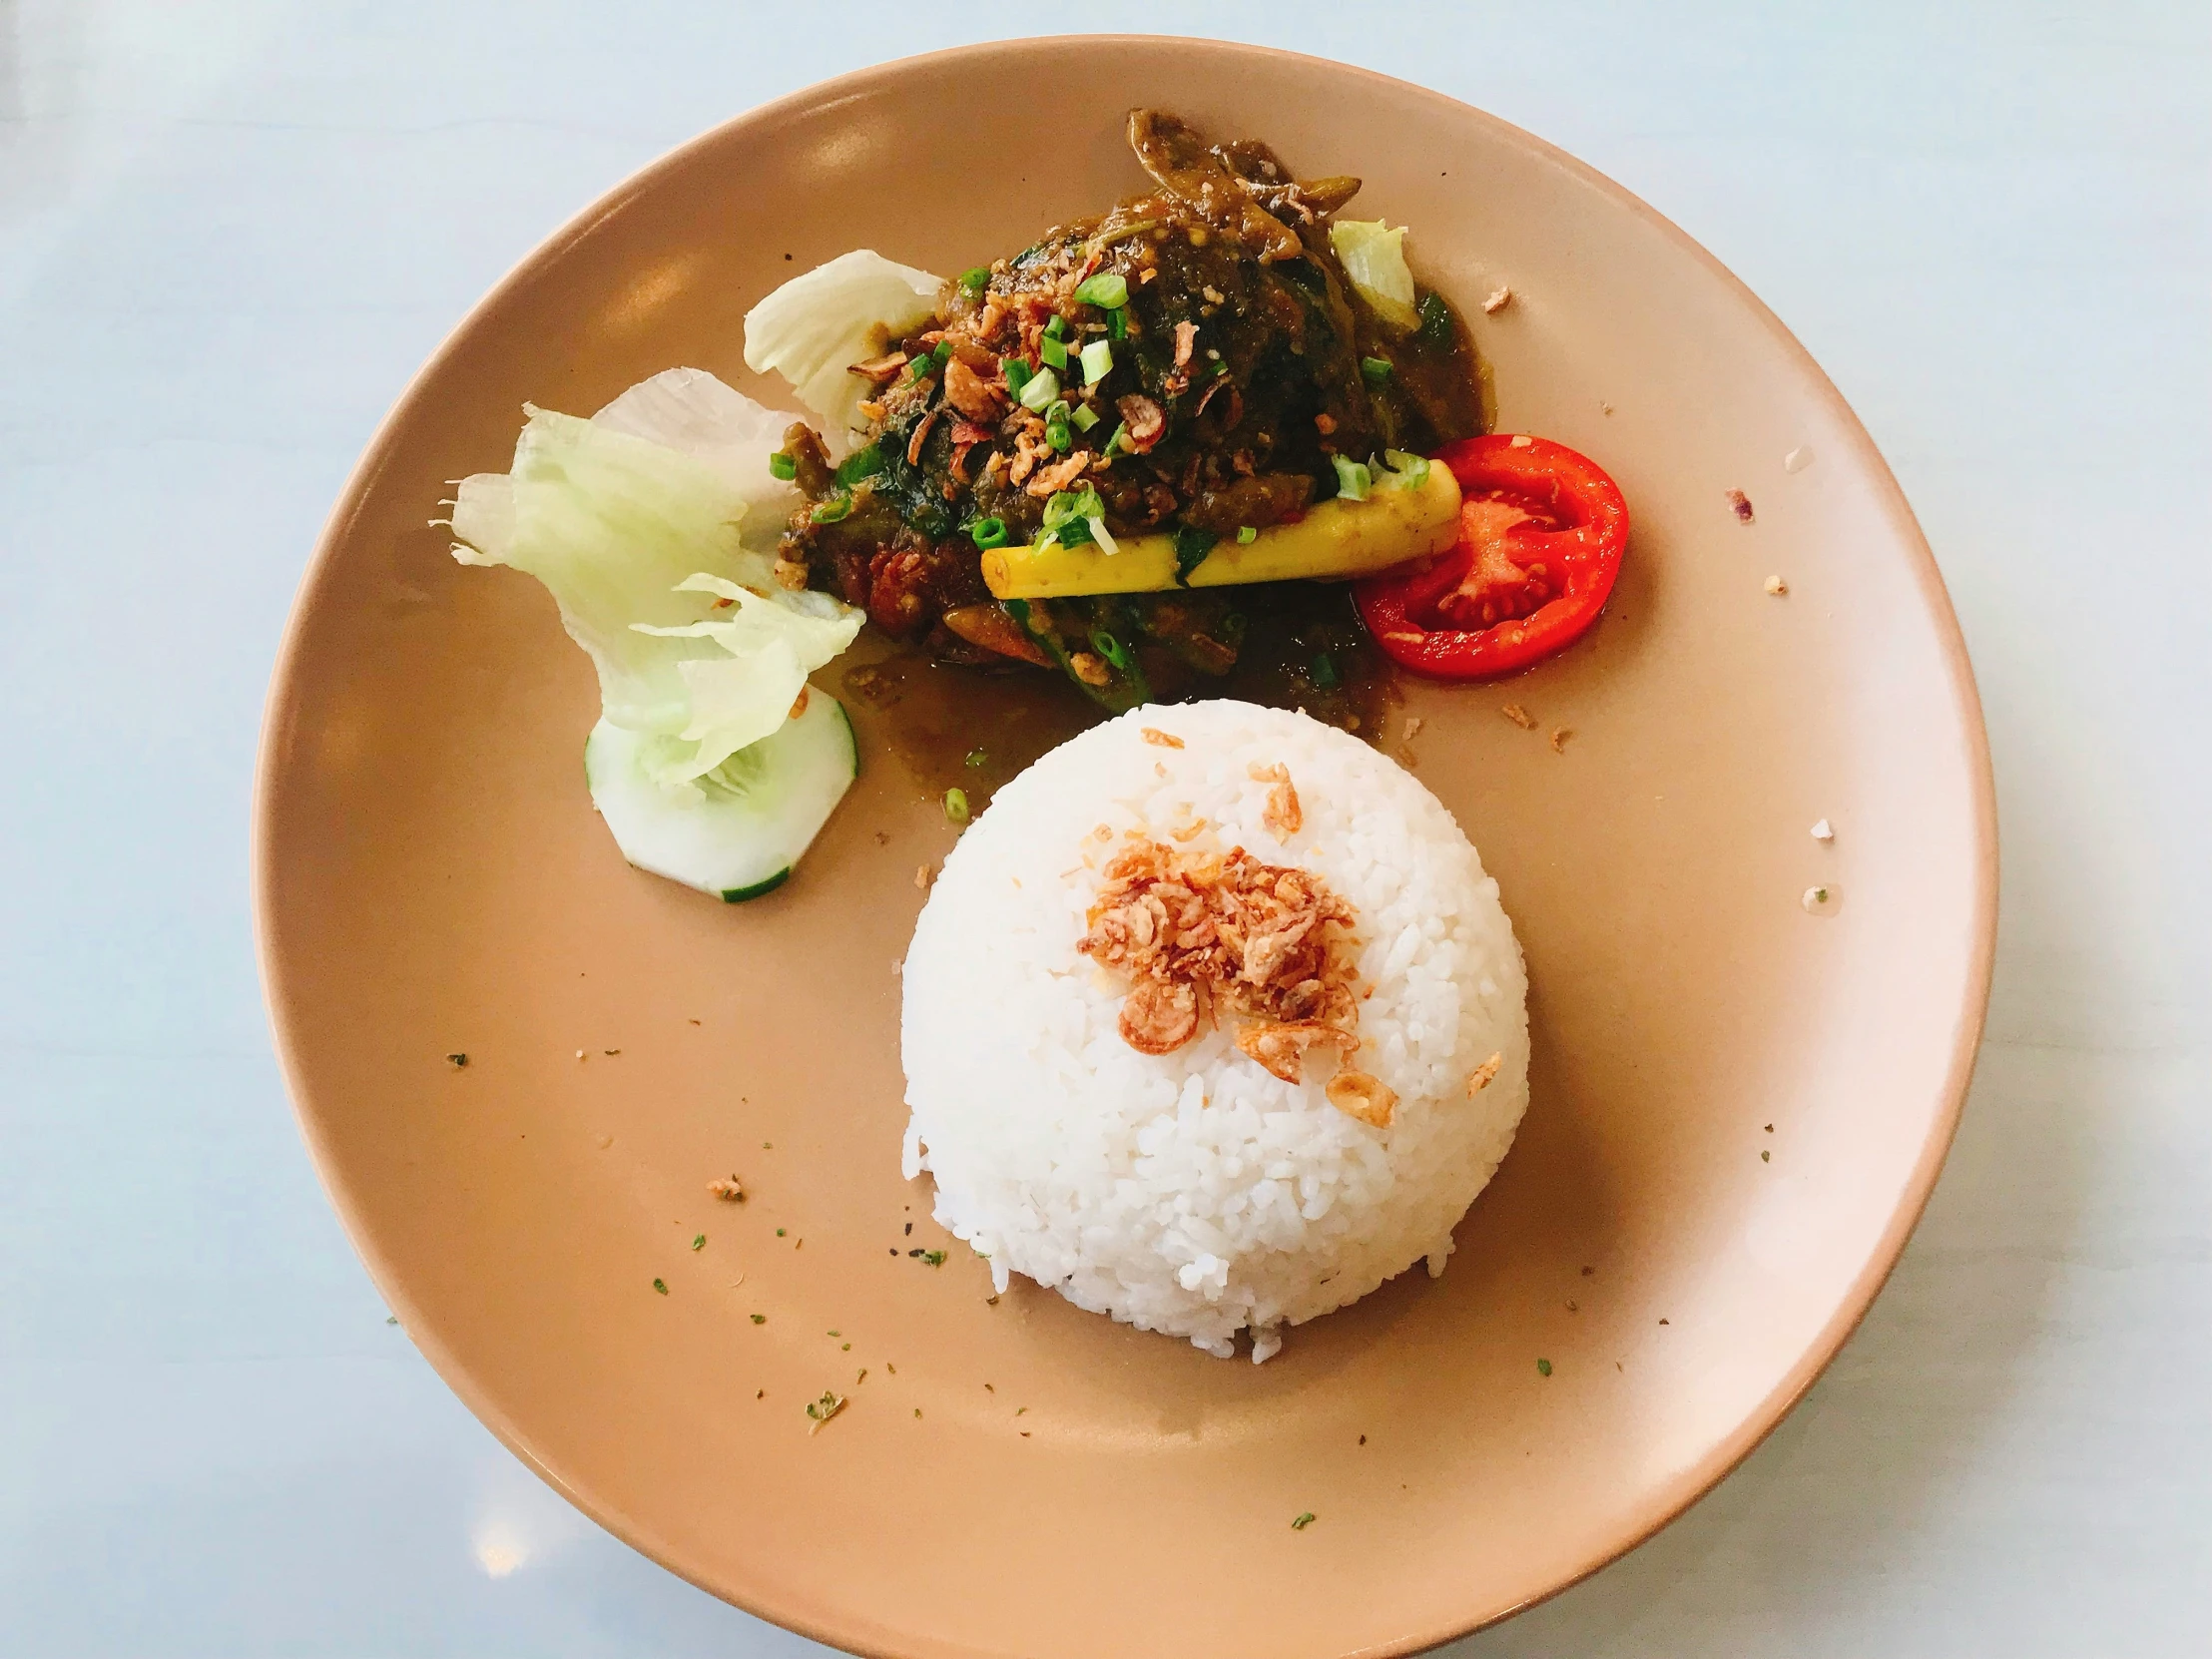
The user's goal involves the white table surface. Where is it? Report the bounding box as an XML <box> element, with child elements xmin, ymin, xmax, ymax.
<box><xmin>4</xmin><ymin>3</ymin><xmax>2206</xmax><ymax>1654</ymax></box>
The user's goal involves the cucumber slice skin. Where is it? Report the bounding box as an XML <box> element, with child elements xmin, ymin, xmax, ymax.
<box><xmin>722</xmin><ymin>868</ymin><xmax>791</xmax><ymax>903</ymax></box>
<box><xmin>583</xmin><ymin>691</ymin><xmax>858</xmax><ymax>900</ymax></box>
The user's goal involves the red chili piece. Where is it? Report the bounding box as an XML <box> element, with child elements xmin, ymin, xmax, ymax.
<box><xmin>1355</xmin><ymin>435</ymin><xmax>1629</xmax><ymax>680</ymax></box>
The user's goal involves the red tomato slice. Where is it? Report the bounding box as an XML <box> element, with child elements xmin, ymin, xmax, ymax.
<box><xmin>1355</xmin><ymin>435</ymin><xmax>1628</xmax><ymax>680</ymax></box>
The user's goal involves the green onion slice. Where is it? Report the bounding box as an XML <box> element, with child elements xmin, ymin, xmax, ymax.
<box><xmin>1236</xmin><ymin>524</ymin><xmax>1258</xmax><ymax>544</ymax></box>
<box><xmin>1361</xmin><ymin>355</ymin><xmax>1393</xmax><ymax>383</ymax></box>
<box><xmin>1038</xmin><ymin>334</ymin><xmax>1068</xmax><ymax>370</ymax></box>
<box><xmin>1017</xmin><ymin>365</ymin><xmax>1060</xmax><ymax>411</ymax></box>
<box><xmin>1001</xmin><ymin>356</ymin><xmax>1032</xmax><ymax>394</ymax></box>
<box><xmin>1331</xmin><ymin>454</ymin><xmax>1373</xmax><ymax>502</ymax></box>
<box><xmin>1079</xmin><ymin>338</ymin><xmax>1114</xmax><ymax>385</ymax></box>
<box><xmin>1070</xmin><ymin>403</ymin><xmax>1100</xmax><ymax>432</ymax></box>
<box><xmin>959</xmin><ymin>267</ymin><xmax>990</xmax><ymax>294</ymax></box>
<box><xmin>768</xmin><ymin>451</ymin><xmax>798</xmax><ymax>481</ymax></box>
<box><xmin>810</xmin><ymin>494</ymin><xmax>853</xmax><ymax>524</ymax></box>
<box><xmin>968</xmin><ymin>516</ymin><xmax>1009</xmax><ymax>549</ymax></box>
<box><xmin>1382</xmin><ymin>448</ymin><xmax>1432</xmax><ymax>487</ymax></box>
<box><xmin>1073</xmin><ymin>272</ymin><xmax>1128</xmax><ymax>308</ymax></box>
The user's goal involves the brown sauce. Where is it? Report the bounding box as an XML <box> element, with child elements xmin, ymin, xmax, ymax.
<box><xmin>838</xmin><ymin>580</ymin><xmax>1399</xmax><ymax>811</ymax></box>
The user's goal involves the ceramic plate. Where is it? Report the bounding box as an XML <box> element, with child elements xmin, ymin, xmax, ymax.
<box><xmin>255</xmin><ymin>37</ymin><xmax>1994</xmax><ymax>1659</ymax></box>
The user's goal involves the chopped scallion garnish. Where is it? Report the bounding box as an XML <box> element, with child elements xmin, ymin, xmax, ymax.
<box><xmin>1382</xmin><ymin>448</ymin><xmax>1431</xmax><ymax>487</ymax></box>
<box><xmin>1038</xmin><ymin>334</ymin><xmax>1068</xmax><ymax>370</ymax></box>
<box><xmin>1236</xmin><ymin>524</ymin><xmax>1258</xmax><ymax>544</ymax></box>
<box><xmin>1361</xmin><ymin>356</ymin><xmax>1393</xmax><ymax>384</ymax></box>
<box><xmin>1107</xmin><ymin>306</ymin><xmax>1127</xmax><ymax>340</ymax></box>
<box><xmin>1331</xmin><ymin>454</ymin><xmax>1373</xmax><ymax>502</ymax></box>
<box><xmin>1043</xmin><ymin>312</ymin><xmax>1068</xmax><ymax>339</ymax></box>
<box><xmin>768</xmin><ymin>450</ymin><xmax>798</xmax><ymax>481</ymax></box>
<box><xmin>958</xmin><ymin>266</ymin><xmax>990</xmax><ymax>295</ymax></box>
<box><xmin>943</xmin><ymin>788</ymin><xmax>969</xmax><ymax>825</ymax></box>
<box><xmin>968</xmin><ymin>516</ymin><xmax>1009</xmax><ymax>549</ymax></box>
<box><xmin>1073</xmin><ymin>272</ymin><xmax>1128</xmax><ymax>308</ymax></box>
<box><xmin>1070</xmin><ymin>403</ymin><xmax>1100</xmax><ymax>432</ymax></box>
<box><xmin>810</xmin><ymin>494</ymin><xmax>853</xmax><ymax>524</ymax></box>
<box><xmin>1001</xmin><ymin>356</ymin><xmax>1032</xmax><ymax>394</ymax></box>
<box><xmin>1079</xmin><ymin>338</ymin><xmax>1114</xmax><ymax>385</ymax></box>
<box><xmin>1017</xmin><ymin>365</ymin><xmax>1060</xmax><ymax>411</ymax></box>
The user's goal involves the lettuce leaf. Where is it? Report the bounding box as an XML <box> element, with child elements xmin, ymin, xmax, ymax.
<box><xmin>1328</xmin><ymin>220</ymin><xmax>1419</xmax><ymax>330</ymax></box>
<box><xmin>447</xmin><ymin>374</ymin><xmax>859</xmax><ymax>788</ymax></box>
<box><xmin>742</xmin><ymin>250</ymin><xmax>944</xmax><ymax>454</ymax></box>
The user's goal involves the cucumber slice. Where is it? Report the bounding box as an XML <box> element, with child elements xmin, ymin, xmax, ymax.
<box><xmin>584</xmin><ymin>692</ymin><xmax>857</xmax><ymax>901</ymax></box>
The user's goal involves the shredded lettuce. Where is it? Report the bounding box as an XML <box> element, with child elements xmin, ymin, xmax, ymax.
<box><xmin>448</xmin><ymin>374</ymin><xmax>859</xmax><ymax>789</ymax></box>
<box><xmin>1329</xmin><ymin>220</ymin><xmax>1419</xmax><ymax>330</ymax></box>
<box><xmin>742</xmin><ymin>250</ymin><xmax>945</xmax><ymax>454</ymax></box>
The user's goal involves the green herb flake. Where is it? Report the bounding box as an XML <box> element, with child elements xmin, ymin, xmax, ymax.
<box><xmin>959</xmin><ymin>267</ymin><xmax>991</xmax><ymax>295</ymax></box>
<box><xmin>445</xmin><ymin>1052</ymin><xmax>468</xmax><ymax>1068</ymax></box>
<box><xmin>1311</xmin><ymin>652</ymin><xmax>1340</xmax><ymax>691</ymax></box>
<box><xmin>1171</xmin><ymin>525</ymin><xmax>1219</xmax><ymax>584</ymax></box>
<box><xmin>809</xmin><ymin>494</ymin><xmax>853</xmax><ymax>525</ymax></box>
<box><xmin>806</xmin><ymin>1390</ymin><xmax>847</xmax><ymax>1431</ymax></box>
<box><xmin>921</xmin><ymin>1249</ymin><xmax>947</xmax><ymax>1267</ymax></box>
<box><xmin>776</xmin><ymin>1228</ymin><xmax>787</xmax><ymax>1237</ymax></box>
<box><xmin>943</xmin><ymin>789</ymin><xmax>969</xmax><ymax>825</ymax></box>
<box><xmin>832</xmin><ymin>443</ymin><xmax>884</xmax><ymax>488</ymax></box>
<box><xmin>1761</xmin><ymin>1149</ymin><xmax>1772</xmax><ymax>1162</ymax></box>
<box><xmin>385</xmin><ymin>1315</ymin><xmax>398</xmax><ymax>1325</ymax></box>
<box><xmin>1536</xmin><ymin>1358</ymin><xmax>1553</xmax><ymax>1377</ymax></box>
<box><xmin>768</xmin><ymin>450</ymin><xmax>798</xmax><ymax>481</ymax></box>
<box><xmin>691</xmin><ymin>1234</ymin><xmax>706</xmax><ymax>1251</ymax></box>
<box><xmin>1291</xmin><ymin>1512</ymin><xmax>1317</xmax><ymax>1531</ymax></box>
<box><xmin>751</xmin><ymin>1314</ymin><xmax>767</xmax><ymax>1324</ymax></box>
<box><xmin>652</xmin><ymin>1279</ymin><xmax>668</xmax><ymax>1296</ymax></box>
<box><xmin>964</xmin><ymin>749</ymin><xmax>987</xmax><ymax>769</ymax></box>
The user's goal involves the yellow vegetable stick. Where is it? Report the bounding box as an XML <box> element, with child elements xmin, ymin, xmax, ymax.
<box><xmin>980</xmin><ymin>463</ymin><xmax>1462</xmax><ymax>600</ymax></box>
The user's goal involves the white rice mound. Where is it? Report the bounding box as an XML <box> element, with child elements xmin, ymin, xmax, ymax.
<box><xmin>899</xmin><ymin>700</ymin><xmax>1529</xmax><ymax>1362</ymax></box>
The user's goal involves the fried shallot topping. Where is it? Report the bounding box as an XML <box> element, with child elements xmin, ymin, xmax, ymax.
<box><xmin>1249</xmin><ymin>762</ymin><xmax>1303</xmax><ymax>839</ymax></box>
<box><xmin>1077</xmin><ymin>838</ymin><xmax>1361</xmax><ymax>1085</ymax></box>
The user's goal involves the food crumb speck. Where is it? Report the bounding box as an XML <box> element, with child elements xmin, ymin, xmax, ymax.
<box><xmin>1762</xmin><ymin>1149</ymin><xmax>1772</xmax><ymax>1162</ymax></box>
<box><xmin>1291</xmin><ymin>1511</ymin><xmax>1317</xmax><ymax>1530</ymax></box>
<box><xmin>709</xmin><ymin>1176</ymin><xmax>744</xmax><ymax>1201</ymax></box>
<box><xmin>1803</xmin><ymin>884</ymin><xmax>1836</xmax><ymax>913</ymax></box>
<box><xmin>1481</xmin><ymin>285</ymin><xmax>1512</xmax><ymax>313</ymax></box>
<box><xmin>1401</xmin><ymin>716</ymin><xmax>1423</xmax><ymax>741</ymax></box>
<box><xmin>915</xmin><ymin>863</ymin><xmax>934</xmax><ymax>890</ymax></box>
<box><xmin>1811</xmin><ymin>819</ymin><xmax>1834</xmax><ymax>841</ymax></box>
<box><xmin>445</xmin><ymin>1053</ymin><xmax>468</xmax><ymax>1068</ymax></box>
<box><xmin>1548</xmin><ymin>727</ymin><xmax>1573</xmax><ymax>755</ymax></box>
<box><xmin>1501</xmin><ymin>703</ymin><xmax>1536</xmax><ymax>731</ymax></box>
<box><xmin>1726</xmin><ymin>489</ymin><xmax>1756</xmax><ymax>524</ymax></box>
<box><xmin>1785</xmin><ymin>444</ymin><xmax>1815</xmax><ymax>473</ymax></box>
<box><xmin>1536</xmin><ymin>1358</ymin><xmax>1553</xmax><ymax>1376</ymax></box>
<box><xmin>1764</xmin><ymin>574</ymin><xmax>1788</xmax><ymax>595</ymax></box>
